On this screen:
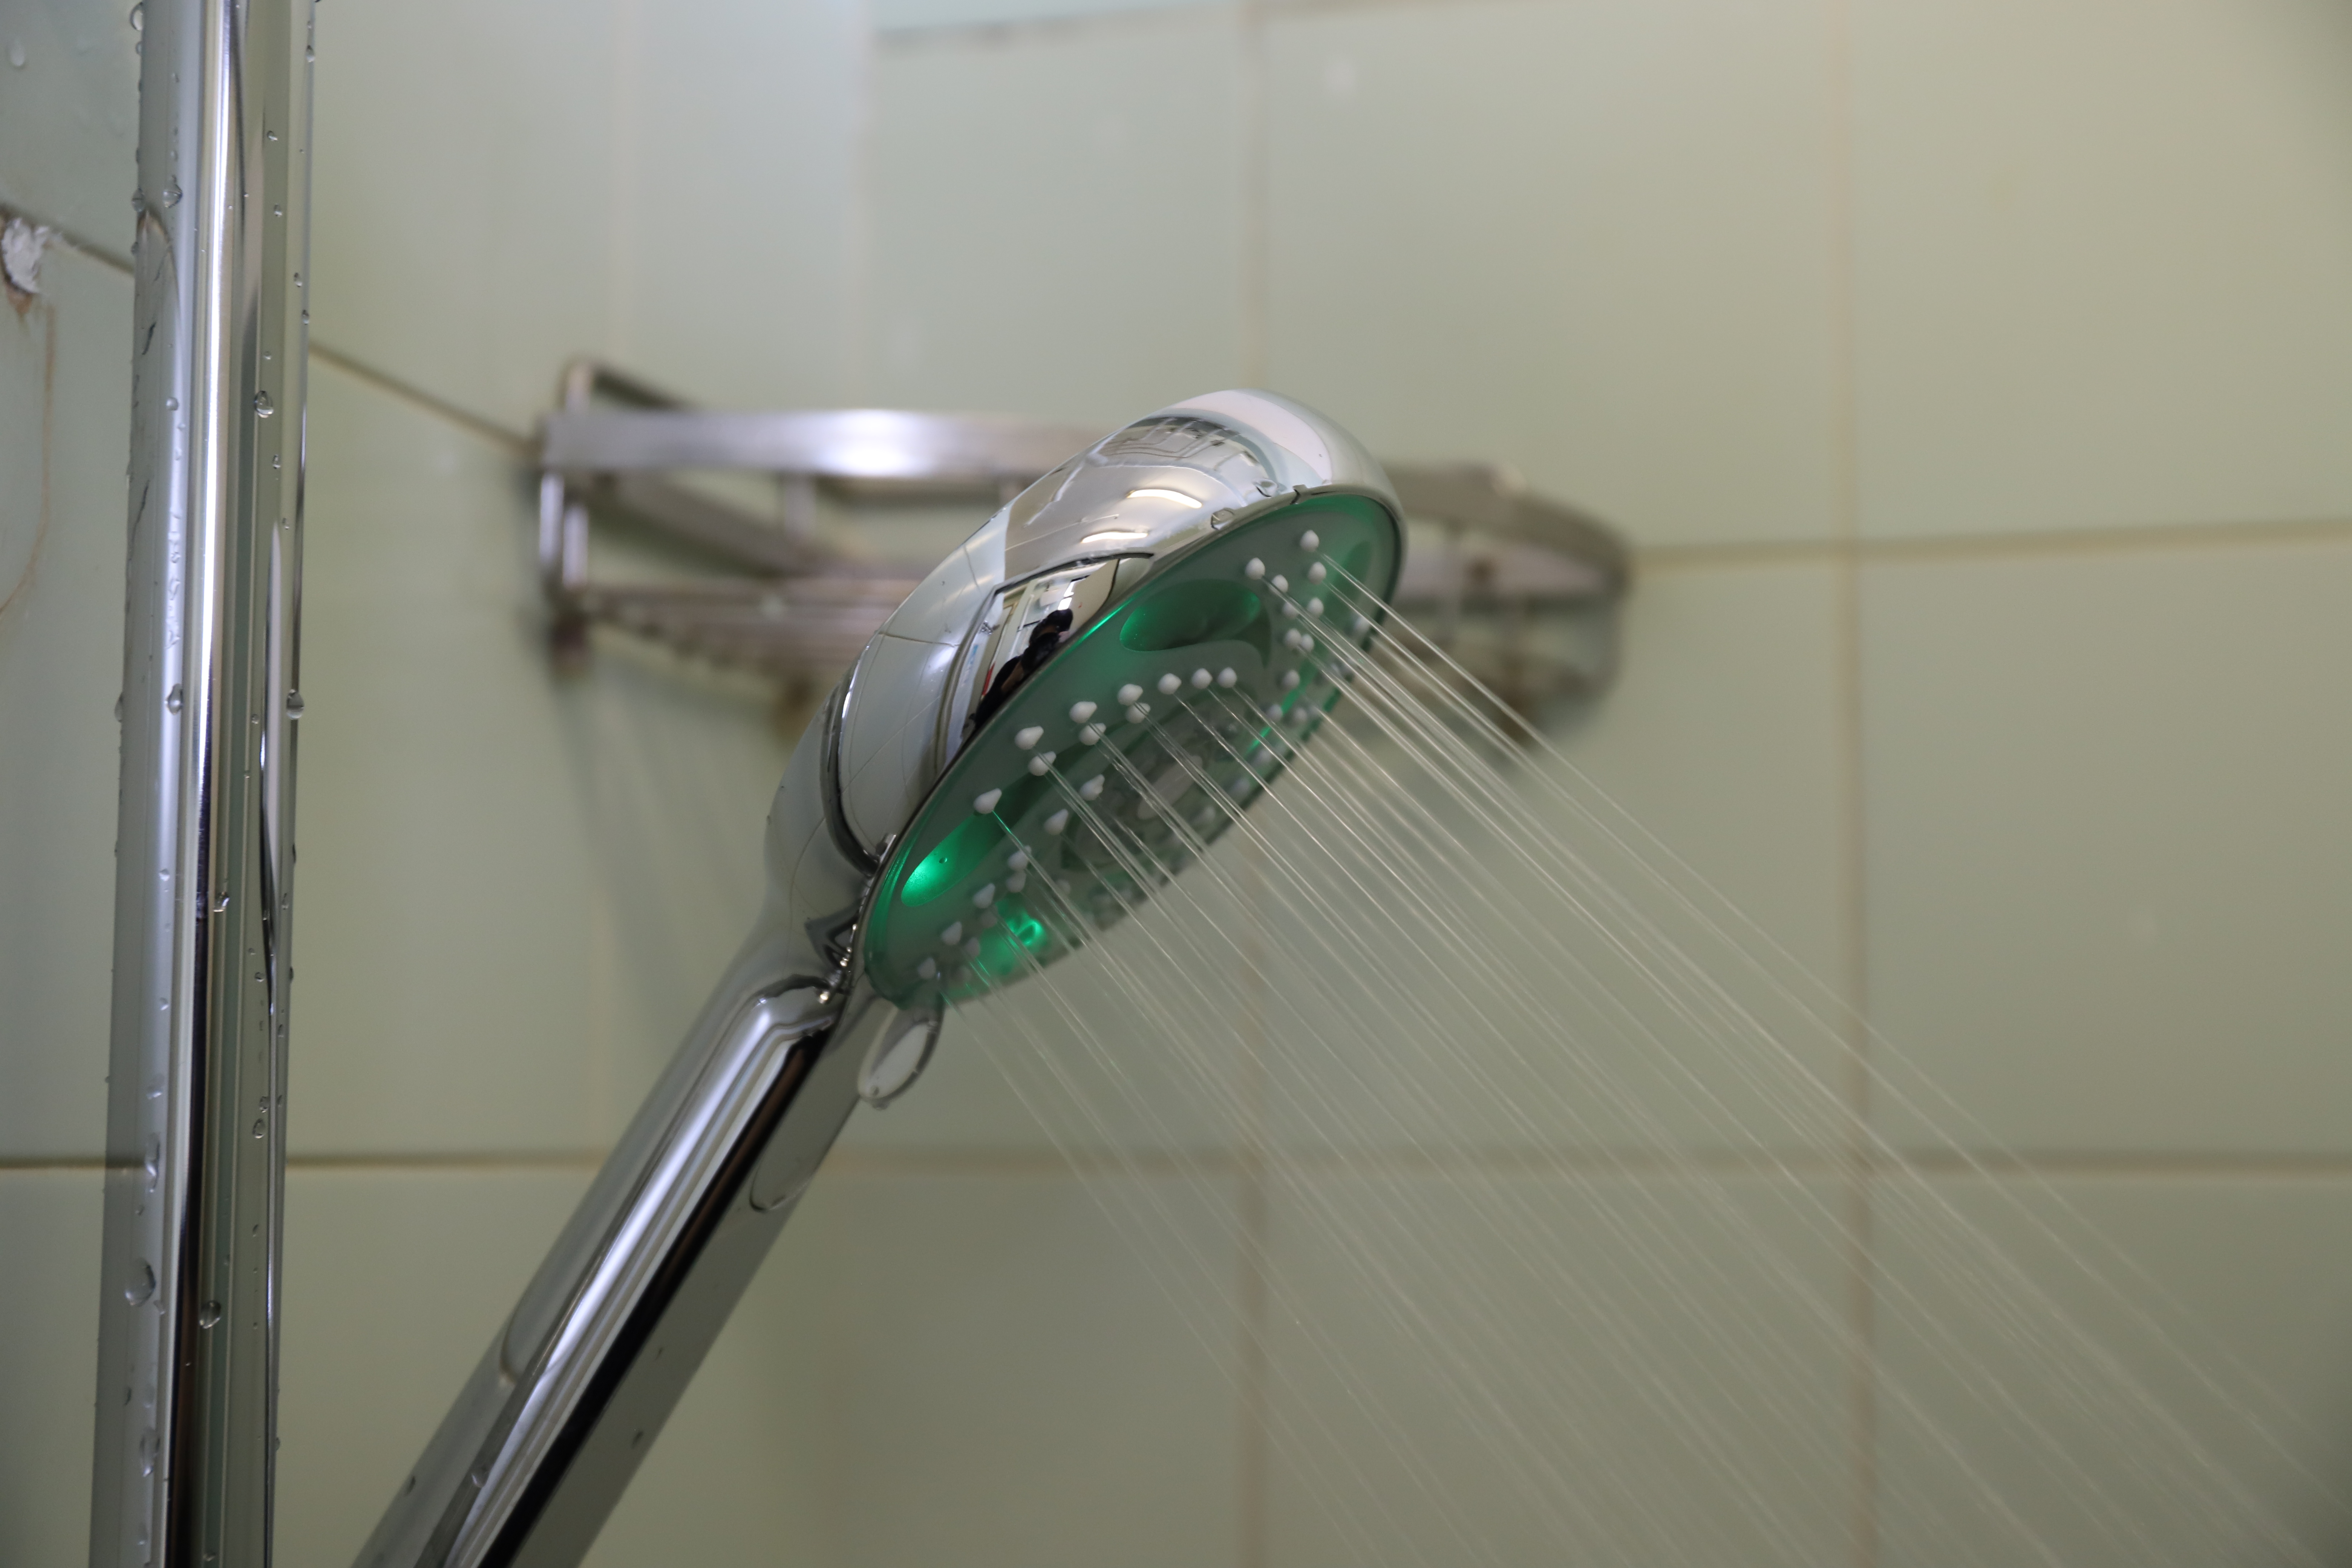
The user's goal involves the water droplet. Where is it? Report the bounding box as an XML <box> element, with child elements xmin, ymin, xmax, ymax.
<box><xmin>129</xmin><ymin>3</ymin><xmax>143</xmax><ymax>31</ymax></box>
<box><xmin>299</xmin><ymin>309</ymin><xmax>308</xmax><ymax>326</ymax></box>
<box><xmin>8</xmin><ymin>40</ymin><xmax>27</xmax><ymax>69</ymax></box>
<box><xmin>285</xmin><ymin>691</ymin><xmax>304</xmax><ymax>718</ymax></box>
<box><xmin>159</xmin><ymin>179</ymin><xmax>180</xmax><ymax>208</ymax></box>
<box><xmin>143</xmin><ymin>1135</ymin><xmax>161</xmax><ymax>1188</ymax></box>
<box><xmin>113</xmin><ymin>692</ymin><xmax>124</xmax><ymax>721</ymax></box>
<box><xmin>304</xmin><ymin>44</ymin><xmax>314</xmax><ymax>61</ymax></box>
<box><xmin>250</xmin><ymin>1118</ymin><xmax>265</xmax><ymax>1138</ymax></box>
<box><xmin>197</xmin><ymin>1300</ymin><xmax>220</xmax><ymax>1328</ymax></box>
<box><xmin>144</xmin><ymin>1072</ymin><xmax>164</xmax><ymax>1099</ymax></box>
<box><xmin>125</xmin><ymin>1261</ymin><xmax>155</xmax><ymax>1305</ymax></box>
<box><xmin>252</xmin><ymin>391</ymin><xmax>273</xmax><ymax>418</ymax></box>
<box><xmin>165</xmin><ymin>684</ymin><xmax>183</xmax><ymax>714</ymax></box>
<box><xmin>271</xmin><ymin>204</ymin><xmax>282</xmax><ymax>217</ymax></box>
<box><xmin>163</xmin><ymin>394</ymin><xmax>178</xmax><ymax>410</ymax></box>
<box><xmin>138</xmin><ymin>1427</ymin><xmax>158</xmax><ymax>1476</ymax></box>
<box><xmin>130</xmin><ymin>190</ymin><xmax>145</xmax><ymax>214</ymax></box>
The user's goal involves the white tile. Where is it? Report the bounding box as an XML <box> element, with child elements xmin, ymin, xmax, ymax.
<box><xmin>801</xmin><ymin>1169</ymin><xmax>1245</xmax><ymax>1568</ymax></box>
<box><xmin>0</xmin><ymin>1170</ymin><xmax>101</xmax><ymax>1568</ymax></box>
<box><xmin>1265</xmin><ymin>0</ymin><xmax>1844</xmax><ymax>548</ymax></box>
<box><xmin>1874</xmin><ymin>1174</ymin><xmax>2352</xmax><ymax>1566</ymax></box>
<box><xmin>1864</xmin><ymin>543</ymin><xmax>2352</xmax><ymax>1154</ymax></box>
<box><xmin>1853</xmin><ymin>0</ymin><xmax>2352</xmax><ymax>538</ymax></box>
<box><xmin>1263</xmin><ymin>1170</ymin><xmax>1855</xmax><ymax>1567</ymax></box>
<box><xmin>0</xmin><ymin>0</ymin><xmax>138</xmax><ymax>254</ymax></box>
<box><xmin>0</xmin><ymin>246</ymin><xmax>130</xmax><ymax>1161</ymax></box>
<box><xmin>865</xmin><ymin>13</ymin><xmax>1247</xmax><ymax>426</ymax></box>
<box><xmin>307</xmin><ymin>0</ymin><xmax>624</xmax><ymax>431</ymax></box>
<box><xmin>275</xmin><ymin>1165</ymin><xmax>591</xmax><ymax>1568</ymax></box>
<box><xmin>291</xmin><ymin>361</ymin><xmax>604</xmax><ymax>1156</ymax></box>
<box><xmin>1260</xmin><ymin>564</ymin><xmax>1855</xmax><ymax>1158</ymax></box>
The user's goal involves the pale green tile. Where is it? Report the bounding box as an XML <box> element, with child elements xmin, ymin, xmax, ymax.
<box><xmin>573</xmin><ymin>639</ymin><xmax>798</xmax><ymax>1141</ymax></box>
<box><xmin>608</xmin><ymin>0</ymin><xmax>863</xmax><ymax>409</ymax></box>
<box><xmin>276</xmin><ymin>1165</ymin><xmax>591</xmax><ymax>1568</ymax></box>
<box><xmin>806</xmin><ymin>1170</ymin><xmax>1244</xmax><ymax>1568</ymax></box>
<box><xmin>307</xmin><ymin>0</ymin><xmax>623</xmax><ymax>431</ymax></box>
<box><xmin>0</xmin><ymin>1170</ymin><xmax>101</xmax><ymax>1568</ymax></box>
<box><xmin>865</xmin><ymin>13</ymin><xmax>1246</xmax><ymax>426</ymax></box>
<box><xmin>1853</xmin><ymin>0</ymin><xmax>2352</xmax><ymax>538</ymax></box>
<box><xmin>0</xmin><ymin>0</ymin><xmax>138</xmax><ymax>253</ymax></box>
<box><xmin>1263</xmin><ymin>1171</ymin><xmax>1854</xmax><ymax>1567</ymax></box>
<box><xmin>1864</xmin><ymin>543</ymin><xmax>2352</xmax><ymax>1154</ymax></box>
<box><xmin>1874</xmin><ymin>1174</ymin><xmax>2352</xmax><ymax>1566</ymax></box>
<box><xmin>1551</xmin><ymin>562</ymin><xmax>1851</xmax><ymax>986</ymax></box>
<box><xmin>1260</xmin><ymin>564</ymin><xmax>1854</xmax><ymax>1158</ymax></box>
<box><xmin>0</xmin><ymin>246</ymin><xmax>129</xmax><ymax>1161</ymax></box>
<box><xmin>1264</xmin><ymin>0</ymin><xmax>1843</xmax><ymax>548</ymax></box>
<box><xmin>292</xmin><ymin>360</ymin><xmax>603</xmax><ymax>1156</ymax></box>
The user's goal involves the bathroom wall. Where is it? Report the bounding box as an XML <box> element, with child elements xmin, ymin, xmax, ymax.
<box><xmin>7</xmin><ymin>0</ymin><xmax>2352</xmax><ymax>1563</ymax></box>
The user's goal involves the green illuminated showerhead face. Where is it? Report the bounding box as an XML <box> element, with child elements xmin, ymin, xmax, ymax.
<box><xmin>861</xmin><ymin>491</ymin><xmax>1400</xmax><ymax>1008</ymax></box>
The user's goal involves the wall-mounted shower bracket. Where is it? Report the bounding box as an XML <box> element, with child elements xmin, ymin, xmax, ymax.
<box><xmin>537</xmin><ymin>361</ymin><xmax>1631</xmax><ymax>712</ymax></box>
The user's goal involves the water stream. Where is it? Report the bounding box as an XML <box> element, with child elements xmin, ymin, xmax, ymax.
<box><xmin>929</xmin><ymin>566</ymin><xmax>2349</xmax><ymax>1566</ymax></box>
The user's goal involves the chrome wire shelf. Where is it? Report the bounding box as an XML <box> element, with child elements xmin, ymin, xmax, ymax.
<box><xmin>538</xmin><ymin>361</ymin><xmax>1631</xmax><ymax>711</ymax></box>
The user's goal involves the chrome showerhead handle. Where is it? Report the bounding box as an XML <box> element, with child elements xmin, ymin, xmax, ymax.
<box><xmin>355</xmin><ymin>392</ymin><xmax>1401</xmax><ymax>1568</ymax></box>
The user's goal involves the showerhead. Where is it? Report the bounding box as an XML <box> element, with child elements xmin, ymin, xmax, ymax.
<box><xmin>830</xmin><ymin>389</ymin><xmax>1404</xmax><ymax>1009</ymax></box>
<box><xmin>361</xmin><ymin>390</ymin><xmax>1400</xmax><ymax>1568</ymax></box>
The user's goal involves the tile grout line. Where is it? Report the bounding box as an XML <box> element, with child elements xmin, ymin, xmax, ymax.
<box><xmin>1235</xmin><ymin>834</ymin><xmax>1273</xmax><ymax>1568</ymax></box>
<box><xmin>14</xmin><ymin>1147</ymin><xmax>2352</xmax><ymax>1178</ymax></box>
<box><xmin>306</xmin><ymin>341</ymin><xmax>531</xmax><ymax>456</ymax></box>
<box><xmin>286</xmin><ymin>321</ymin><xmax>2352</xmax><ymax>580</ymax></box>
<box><xmin>845</xmin><ymin>0</ymin><xmax>880</xmax><ymax>406</ymax></box>
<box><xmin>1638</xmin><ymin>513</ymin><xmax>2352</xmax><ymax>574</ymax></box>
<box><xmin>1236</xmin><ymin>0</ymin><xmax>1270</xmax><ymax>390</ymax></box>
<box><xmin>1234</xmin><ymin>12</ymin><xmax>1275</xmax><ymax>1561</ymax></box>
<box><xmin>874</xmin><ymin>0</ymin><xmax>1246</xmax><ymax>54</ymax></box>
<box><xmin>1823</xmin><ymin>0</ymin><xmax>1879</xmax><ymax>1556</ymax></box>
<box><xmin>606</xmin><ymin>0</ymin><xmax>646</xmax><ymax>373</ymax></box>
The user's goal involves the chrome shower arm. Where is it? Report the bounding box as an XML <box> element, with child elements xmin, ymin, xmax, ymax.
<box><xmin>357</xmin><ymin>699</ymin><xmax>900</xmax><ymax>1568</ymax></box>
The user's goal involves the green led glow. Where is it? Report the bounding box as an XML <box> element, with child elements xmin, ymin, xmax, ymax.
<box><xmin>1004</xmin><ymin>907</ymin><xmax>1050</xmax><ymax>953</ymax></box>
<box><xmin>860</xmin><ymin>492</ymin><xmax>1401</xmax><ymax>1008</ymax></box>
<box><xmin>902</xmin><ymin>816</ymin><xmax>999</xmax><ymax>906</ymax></box>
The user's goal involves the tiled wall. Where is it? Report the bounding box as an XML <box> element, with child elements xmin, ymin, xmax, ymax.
<box><xmin>8</xmin><ymin>0</ymin><xmax>2352</xmax><ymax>1563</ymax></box>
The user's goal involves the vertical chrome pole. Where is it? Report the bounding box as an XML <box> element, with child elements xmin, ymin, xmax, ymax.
<box><xmin>92</xmin><ymin>0</ymin><xmax>316</xmax><ymax>1564</ymax></box>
